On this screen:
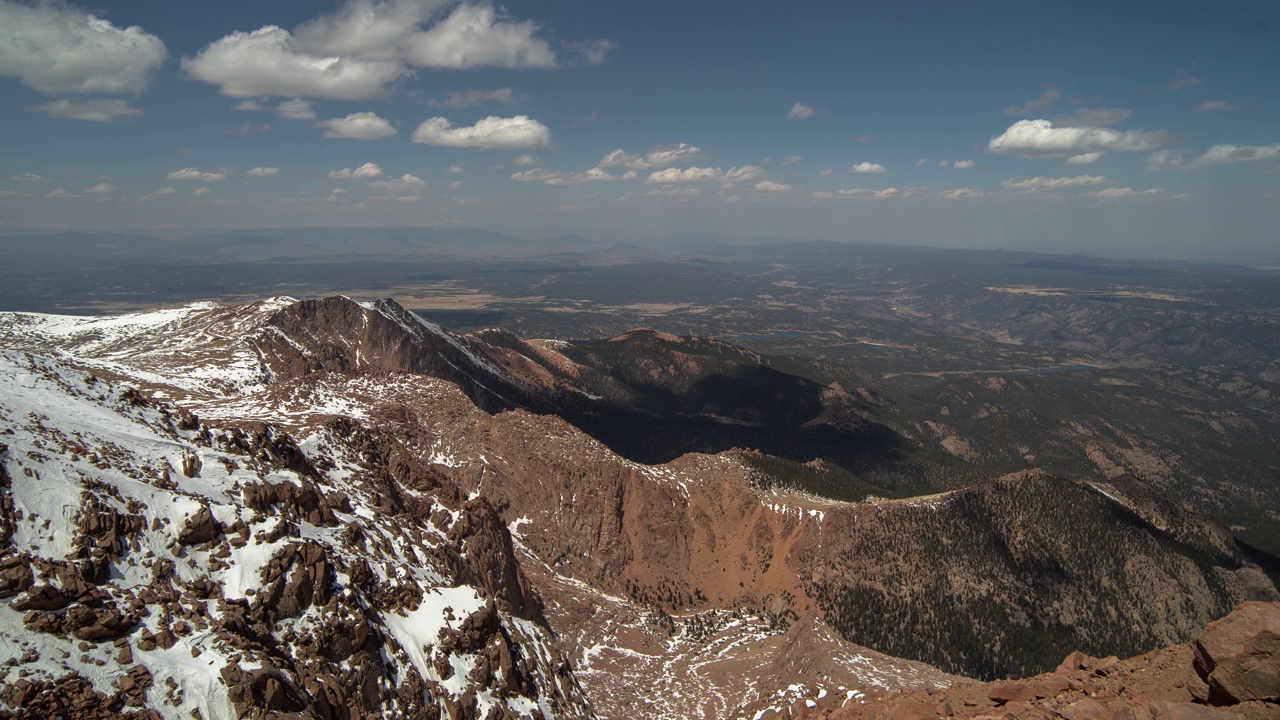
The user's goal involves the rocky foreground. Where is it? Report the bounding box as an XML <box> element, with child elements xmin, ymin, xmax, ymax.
<box><xmin>753</xmin><ymin>601</ymin><xmax>1280</xmax><ymax>720</ymax></box>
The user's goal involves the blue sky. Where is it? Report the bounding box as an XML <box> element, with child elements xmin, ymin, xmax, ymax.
<box><xmin>1</xmin><ymin>0</ymin><xmax>1277</xmax><ymax>257</ymax></box>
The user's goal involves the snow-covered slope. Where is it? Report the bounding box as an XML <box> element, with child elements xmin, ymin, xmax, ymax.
<box><xmin>0</xmin><ymin>348</ymin><xmax>594</xmax><ymax>718</ymax></box>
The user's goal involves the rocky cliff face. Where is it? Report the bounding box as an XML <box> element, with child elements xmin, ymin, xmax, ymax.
<box><xmin>0</xmin><ymin>296</ymin><xmax>1275</xmax><ymax>719</ymax></box>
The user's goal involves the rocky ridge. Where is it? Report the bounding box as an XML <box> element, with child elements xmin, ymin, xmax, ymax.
<box><xmin>0</xmin><ymin>296</ymin><xmax>1276</xmax><ymax>719</ymax></box>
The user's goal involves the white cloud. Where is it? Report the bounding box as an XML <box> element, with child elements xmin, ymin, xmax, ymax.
<box><xmin>153</xmin><ymin>187</ymin><xmax>175</xmax><ymax>195</ymax></box>
<box><xmin>246</xmin><ymin>167</ymin><xmax>281</xmax><ymax>177</ymax></box>
<box><xmin>850</xmin><ymin>162</ymin><xmax>887</xmax><ymax>173</ymax></box>
<box><xmin>952</xmin><ymin>159</ymin><xmax>975</xmax><ymax>169</ymax></box>
<box><xmin>11</xmin><ymin>173</ymin><xmax>54</xmax><ymax>182</ymax></box>
<box><xmin>1065</xmin><ymin>152</ymin><xmax>1103</xmax><ymax>165</ymax></box>
<box><xmin>317</xmin><ymin>111</ymin><xmax>397</xmax><ymax>139</ymax></box>
<box><xmin>1082</xmin><ymin>187</ymin><xmax>1162</xmax><ymax>199</ymax></box>
<box><xmin>512</xmin><ymin>154</ymin><xmax>539</xmax><ymax>166</ymax></box>
<box><xmin>937</xmin><ymin>160</ymin><xmax>950</xmax><ymax>168</ymax></box>
<box><xmin>1195</xmin><ymin>143</ymin><xmax>1280</xmax><ymax>164</ymax></box>
<box><xmin>1002</xmin><ymin>87</ymin><xmax>1059</xmax><ymax>116</ymax></box>
<box><xmin>182</xmin><ymin>25</ymin><xmax>407</xmax><ymax>100</ymax></box>
<box><xmin>723</xmin><ymin>165</ymin><xmax>765</xmax><ymax>184</ymax></box>
<box><xmin>818</xmin><ymin>168</ymin><xmax>834</xmax><ymax>177</ymax></box>
<box><xmin>84</xmin><ymin>182</ymin><xmax>113</xmax><ymax>194</ymax></box>
<box><xmin>168</xmin><ymin>168</ymin><xmax>227</xmax><ymax>181</ymax></box>
<box><xmin>411</xmin><ymin>115</ymin><xmax>549</xmax><ymax>149</ymax></box>
<box><xmin>988</xmin><ymin>119</ymin><xmax>1168</xmax><ymax>158</ymax></box>
<box><xmin>192</xmin><ymin>186</ymin><xmax>212</xmax><ymax>196</ymax></box>
<box><xmin>940</xmin><ymin>188</ymin><xmax>984</xmax><ymax>199</ymax></box>
<box><xmin>276</xmin><ymin>98</ymin><xmax>317</xmax><ymax>120</ymax></box>
<box><xmin>646</xmin><ymin>167</ymin><xmax>722</xmax><ymax>184</ymax></box>
<box><xmin>235</xmin><ymin>99</ymin><xmax>265</xmax><ymax>111</ymax></box>
<box><xmin>447</xmin><ymin>180</ymin><xmax>463</xmax><ymax>189</ymax></box>
<box><xmin>599</xmin><ymin>143</ymin><xmax>702</xmax><ymax>170</ymax></box>
<box><xmin>184</xmin><ymin>1</ymin><xmax>608</xmax><ymax>100</ymax></box>
<box><xmin>815</xmin><ymin>187</ymin><xmax>902</xmax><ymax>200</ymax></box>
<box><xmin>431</xmin><ymin>87</ymin><xmax>526</xmax><ymax>109</ymax></box>
<box><xmin>786</xmin><ymin>102</ymin><xmax>816</xmax><ymax>120</ymax></box>
<box><xmin>368</xmin><ymin>173</ymin><xmax>425</xmax><ymax>192</ymax></box>
<box><xmin>447</xmin><ymin>165</ymin><xmax>463</xmax><ymax>173</ymax></box>
<box><xmin>1193</xmin><ymin>100</ymin><xmax>1241</xmax><ymax>113</ymax></box>
<box><xmin>754</xmin><ymin>181</ymin><xmax>791</xmax><ymax>192</ymax></box>
<box><xmin>914</xmin><ymin>158</ymin><xmax>927</xmax><ymax>167</ymax></box>
<box><xmin>569</xmin><ymin>39</ymin><xmax>617</xmax><ymax>66</ymax></box>
<box><xmin>328</xmin><ymin>162</ymin><xmax>384</xmax><ymax>178</ymax></box>
<box><xmin>0</xmin><ymin>2</ymin><xmax>166</xmax><ymax>96</ymax></box>
<box><xmin>45</xmin><ymin>189</ymin><xmax>78</xmax><ymax>198</ymax></box>
<box><xmin>621</xmin><ymin>170</ymin><xmax>637</xmax><ymax>180</ymax></box>
<box><xmin>1168</xmin><ymin>67</ymin><xmax>1201</xmax><ymax>91</ymax></box>
<box><xmin>510</xmin><ymin>167</ymin><xmax>616</xmax><ymax>185</ymax></box>
<box><xmin>1144</xmin><ymin>150</ymin><xmax>1187</xmax><ymax>172</ymax></box>
<box><xmin>294</xmin><ymin>0</ymin><xmax>445</xmax><ymax>58</ymax></box>
<box><xmin>405</xmin><ymin>4</ymin><xmax>555</xmax><ymax>70</ymax></box>
<box><xmin>1052</xmin><ymin>107</ymin><xmax>1132</xmax><ymax>127</ymax></box>
<box><xmin>33</xmin><ymin>98</ymin><xmax>140</xmax><ymax>122</ymax></box>
<box><xmin>779</xmin><ymin>155</ymin><xmax>802</xmax><ymax>165</ymax></box>
<box><xmin>1001</xmin><ymin>175</ymin><xmax>1109</xmax><ymax>190</ymax></box>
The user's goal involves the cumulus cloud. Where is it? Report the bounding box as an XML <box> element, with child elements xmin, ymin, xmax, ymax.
<box><xmin>183</xmin><ymin>0</ymin><xmax>609</xmax><ymax>100</ymax></box>
<box><xmin>183</xmin><ymin>25</ymin><xmax>407</xmax><ymax>100</ymax></box>
<box><xmin>940</xmin><ymin>188</ymin><xmax>984</xmax><ymax>199</ymax></box>
<box><xmin>914</xmin><ymin>158</ymin><xmax>928</xmax><ymax>167</ymax></box>
<box><xmin>317</xmin><ymin>111</ymin><xmax>397</xmax><ymax>139</ymax></box>
<box><xmin>276</xmin><ymin>98</ymin><xmax>317</xmax><ymax>120</ymax></box>
<box><xmin>512</xmin><ymin>154</ymin><xmax>539</xmax><ymax>166</ymax></box>
<box><xmin>411</xmin><ymin>115</ymin><xmax>549</xmax><ymax>149</ymax></box>
<box><xmin>235</xmin><ymin>99</ymin><xmax>265</xmax><ymax>111</ymax></box>
<box><xmin>1000</xmin><ymin>175</ymin><xmax>1109</xmax><ymax>190</ymax></box>
<box><xmin>368</xmin><ymin>173</ymin><xmax>425</xmax><ymax>192</ymax></box>
<box><xmin>646</xmin><ymin>167</ymin><xmax>722</xmax><ymax>184</ymax></box>
<box><xmin>33</xmin><ymin>98</ymin><xmax>140</xmax><ymax>122</ymax></box>
<box><xmin>192</xmin><ymin>186</ymin><xmax>212</xmax><ymax>196</ymax></box>
<box><xmin>11</xmin><ymin>173</ymin><xmax>53</xmax><ymax>182</ymax></box>
<box><xmin>818</xmin><ymin>168</ymin><xmax>834</xmax><ymax>177</ymax></box>
<box><xmin>1082</xmin><ymin>187</ymin><xmax>1162</xmax><ymax>199</ymax></box>
<box><xmin>1002</xmin><ymin>86</ymin><xmax>1059</xmax><ymax>116</ymax></box>
<box><xmin>1193</xmin><ymin>100</ymin><xmax>1241</xmax><ymax>113</ymax></box>
<box><xmin>246</xmin><ymin>167</ymin><xmax>281</xmax><ymax>177</ymax></box>
<box><xmin>1195</xmin><ymin>143</ymin><xmax>1280</xmax><ymax>164</ymax></box>
<box><xmin>84</xmin><ymin>182</ymin><xmax>113</xmax><ymax>194</ymax></box>
<box><xmin>988</xmin><ymin>119</ymin><xmax>1168</xmax><ymax>158</ymax></box>
<box><xmin>447</xmin><ymin>165</ymin><xmax>463</xmax><ymax>173</ymax></box>
<box><xmin>952</xmin><ymin>159</ymin><xmax>975</xmax><ymax>169</ymax></box>
<box><xmin>569</xmin><ymin>39</ymin><xmax>617</xmax><ymax>66</ymax></box>
<box><xmin>850</xmin><ymin>162</ymin><xmax>887</xmax><ymax>173</ymax></box>
<box><xmin>723</xmin><ymin>165</ymin><xmax>765</xmax><ymax>184</ymax></box>
<box><xmin>405</xmin><ymin>4</ymin><xmax>555</xmax><ymax>69</ymax></box>
<box><xmin>1168</xmin><ymin>67</ymin><xmax>1201</xmax><ymax>91</ymax></box>
<box><xmin>599</xmin><ymin>143</ymin><xmax>701</xmax><ymax>170</ymax></box>
<box><xmin>754</xmin><ymin>180</ymin><xmax>791</xmax><ymax>192</ymax></box>
<box><xmin>786</xmin><ymin>102</ymin><xmax>816</xmax><ymax>120</ymax></box>
<box><xmin>1052</xmin><ymin>107</ymin><xmax>1132</xmax><ymax>127</ymax></box>
<box><xmin>779</xmin><ymin>155</ymin><xmax>802</xmax><ymax>165</ymax></box>
<box><xmin>168</xmin><ymin>168</ymin><xmax>227</xmax><ymax>181</ymax></box>
<box><xmin>814</xmin><ymin>187</ymin><xmax>902</xmax><ymax>200</ymax></box>
<box><xmin>328</xmin><ymin>162</ymin><xmax>384</xmax><ymax>178</ymax></box>
<box><xmin>430</xmin><ymin>87</ymin><xmax>525</xmax><ymax>109</ymax></box>
<box><xmin>1144</xmin><ymin>150</ymin><xmax>1187</xmax><ymax>172</ymax></box>
<box><xmin>0</xmin><ymin>1</ymin><xmax>167</xmax><ymax>96</ymax></box>
<box><xmin>510</xmin><ymin>167</ymin><xmax>616</xmax><ymax>185</ymax></box>
<box><xmin>1065</xmin><ymin>152</ymin><xmax>1103</xmax><ymax>165</ymax></box>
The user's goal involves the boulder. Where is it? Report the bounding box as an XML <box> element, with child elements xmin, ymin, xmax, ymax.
<box><xmin>1192</xmin><ymin>601</ymin><xmax>1280</xmax><ymax>704</ymax></box>
<box><xmin>177</xmin><ymin>505</ymin><xmax>220</xmax><ymax>545</ymax></box>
